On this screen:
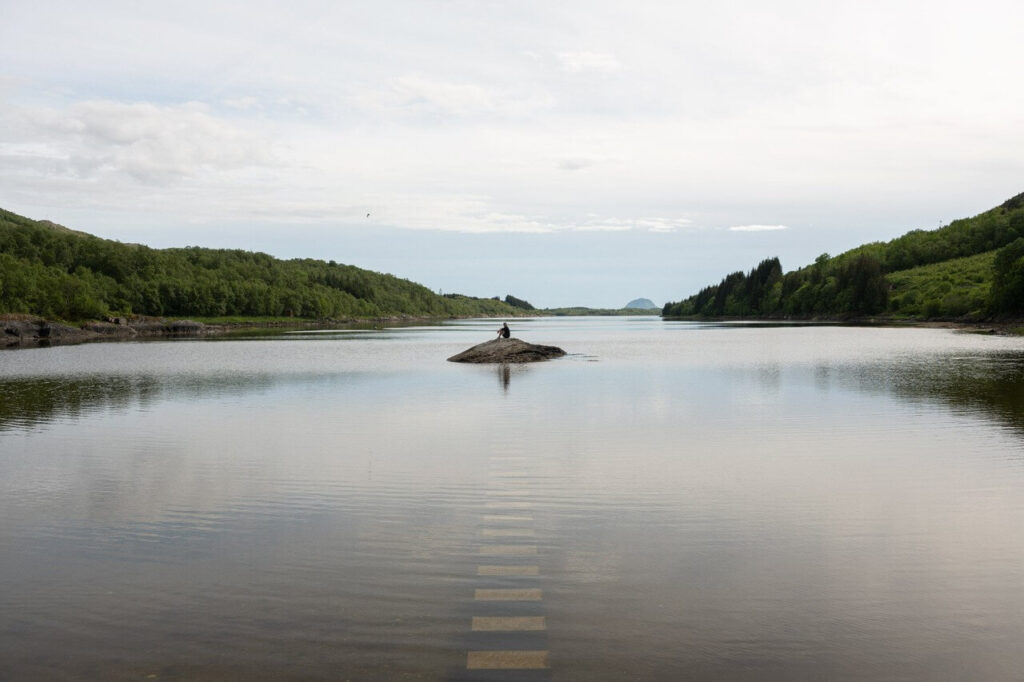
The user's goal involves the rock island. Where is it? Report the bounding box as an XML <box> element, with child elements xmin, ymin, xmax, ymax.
<box><xmin>447</xmin><ymin>337</ymin><xmax>566</xmax><ymax>363</ymax></box>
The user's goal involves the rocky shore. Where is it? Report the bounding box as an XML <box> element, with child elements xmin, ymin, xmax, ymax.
<box><xmin>1</xmin><ymin>314</ymin><xmax>474</xmax><ymax>349</ymax></box>
<box><xmin>1</xmin><ymin>316</ymin><xmax>217</xmax><ymax>348</ymax></box>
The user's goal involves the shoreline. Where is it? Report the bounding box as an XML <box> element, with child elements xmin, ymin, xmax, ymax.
<box><xmin>0</xmin><ymin>314</ymin><xmax>455</xmax><ymax>349</ymax></box>
<box><xmin>5</xmin><ymin>314</ymin><xmax>1022</xmax><ymax>349</ymax></box>
<box><xmin>653</xmin><ymin>316</ymin><xmax>1024</xmax><ymax>335</ymax></box>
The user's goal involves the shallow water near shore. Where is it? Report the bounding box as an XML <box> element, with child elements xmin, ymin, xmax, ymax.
<box><xmin>3</xmin><ymin>317</ymin><xmax>1024</xmax><ymax>680</ymax></box>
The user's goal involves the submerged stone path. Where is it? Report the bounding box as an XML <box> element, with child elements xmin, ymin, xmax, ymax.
<box><xmin>464</xmin><ymin>455</ymin><xmax>551</xmax><ymax>678</ymax></box>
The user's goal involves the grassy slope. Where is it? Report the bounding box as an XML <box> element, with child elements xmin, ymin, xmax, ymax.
<box><xmin>824</xmin><ymin>193</ymin><xmax>1022</xmax><ymax>319</ymax></box>
<box><xmin>885</xmin><ymin>251</ymin><xmax>995</xmax><ymax>319</ymax></box>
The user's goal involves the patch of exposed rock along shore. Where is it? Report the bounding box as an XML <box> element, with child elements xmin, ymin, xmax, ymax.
<box><xmin>1</xmin><ymin>314</ymin><xmax>466</xmax><ymax>348</ymax></box>
<box><xmin>447</xmin><ymin>337</ymin><xmax>566</xmax><ymax>363</ymax></box>
<box><xmin>1</xmin><ymin>316</ymin><xmax>217</xmax><ymax>347</ymax></box>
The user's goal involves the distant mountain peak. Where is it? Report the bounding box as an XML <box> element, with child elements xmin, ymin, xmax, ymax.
<box><xmin>624</xmin><ymin>298</ymin><xmax>658</xmax><ymax>309</ymax></box>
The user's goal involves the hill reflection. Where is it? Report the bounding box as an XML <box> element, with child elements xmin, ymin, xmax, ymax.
<box><xmin>822</xmin><ymin>350</ymin><xmax>1024</xmax><ymax>437</ymax></box>
<box><xmin>1</xmin><ymin>372</ymin><xmax>291</xmax><ymax>432</ymax></box>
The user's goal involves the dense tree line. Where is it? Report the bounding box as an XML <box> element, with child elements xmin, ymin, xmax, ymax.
<box><xmin>991</xmin><ymin>238</ymin><xmax>1024</xmax><ymax>316</ymax></box>
<box><xmin>664</xmin><ymin>192</ymin><xmax>1024</xmax><ymax>320</ymax></box>
<box><xmin>503</xmin><ymin>294</ymin><xmax>535</xmax><ymax>310</ymax></box>
<box><xmin>664</xmin><ymin>254</ymin><xmax>888</xmax><ymax>318</ymax></box>
<box><xmin>0</xmin><ymin>209</ymin><xmax>520</xmax><ymax>321</ymax></box>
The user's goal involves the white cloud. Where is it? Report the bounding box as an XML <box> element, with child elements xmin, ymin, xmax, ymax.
<box><xmin>557</xmin><ymin>51</ymin><xmax>624</xmax><ymax>74</ymax></box>
<box><xmin>15</xmin><ymin>100</ymin><xmax>276</xmax><ymax>184</ymax></box>
<box><xmin>223</xmin><ymin>96</ymin><xmax>260</xmax><ymax>111</ymax></box>
<box><xmin>555</xmin><ymin>155</ymin><xmax>619</xmax><ymax>171</ymax></box>
<box><xmin>0</xmin><ymin>142</ymin><xmax>63</xmax><ymax>161</ymax></box>
<box><xmin>645</xmin><ymin>222</ymin><xmax>683</xmax><ymax>234</ymax></box>
<box><xmin>728</xmin><ymin>224</ymin><xmax>789</xmax><ymax>232</ymax></box>
<box><xmin>571</xmin><ymin>222</ymin><xmax>633</xmax><ymax>232</ymax></box>
<box><xmin>351</xmin><ymin>75</ymin><xmax>552</xmax><ymax>120</ymax></box>
<box><xmin>407</xmin><ymin>205</ymin><xmax>556</xmax><ymax>234</ymax></box>
<box><xmin>557</xmin><ymin>157</ymin><xmax>595</xmax><ymax>171</ymax></box>
<box><xmin>572</xmin><ymin>216</ymin><xmax>692</xmax><ymax>233</ymax></box>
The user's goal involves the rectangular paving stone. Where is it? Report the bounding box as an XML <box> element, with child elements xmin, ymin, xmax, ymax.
<box><xmin>481</xmin><ymin>528</ymin><xmax>536</xmax><ymax>537</ymax></box>
<box><xmin>466</xmin><ymin>650</ymin><xmax>549</xmax><ymax>670</ymax></box>
<box><xmin>479</xmin><ymin>545</ymin><xmax>537</xmax><ymax>555</ymax></box>
<box><xmin>475</xmin><ymin>588</ymin><xmax>543</xmax><ymax>601</ymax></box>
<box><xmin>478</xmin><ymin>565</ymin><xmax>540</xmax><ymax>576</ymax></box>
<box><xmin>482</xmin><ymin>514</ymin><xmax>534</xmax><ymax>523</ymax></box>
<box><xmin>472</xmin><ymin>616</ymin><xmax>547</xmax><ymax>631</ymax></box>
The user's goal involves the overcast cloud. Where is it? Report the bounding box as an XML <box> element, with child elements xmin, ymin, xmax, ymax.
<box><xmin>2</xmin><ymin>1</ymin><xmax>1022</xmax><ymax>307</ymax></box>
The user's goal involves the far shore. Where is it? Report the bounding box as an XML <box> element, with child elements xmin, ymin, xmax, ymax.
<box><xmin>661</xmin><ymin>316</ymin><xmax>1024</xmax><ymax>336</ymax></box>
<box><xmin>1</xmin><ymin>314</ymin><xmax>461</xmax><ymax>349</ymax></box>
<box><xmin>3</xmin><ymin>313</ymin><xmax>1022</xmax><ymax>349</ymax></box>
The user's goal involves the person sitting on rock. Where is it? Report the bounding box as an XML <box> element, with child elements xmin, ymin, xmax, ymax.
<box><xmin>497</xmin><ymin>322</ymin><xmax>510</xmax><ymax>339</ymax></box>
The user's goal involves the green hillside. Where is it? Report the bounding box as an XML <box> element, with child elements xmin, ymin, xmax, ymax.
<box><xmin>885</xmin><ymin>252</ymin><xmax>994</xmax><ymax>319</ymax></box>
<box><xmin>663</xmin><ymin>192</ymin><xmax>1024</xmax><ymax>320</ymax></box>
<box><xmin>0</xmin><ymin>208</ymin><xmax>521</xmax><ymax>321</ymax></box>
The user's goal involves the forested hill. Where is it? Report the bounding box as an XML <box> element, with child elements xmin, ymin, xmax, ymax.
<box><xmin>663</xmin><ymin>192</ymin><xmax>1024</xmax><ymax>320</ymax></box>
<box><xmin>0</xmin><ymin>208</ymin><xmax>521</xmax><ymax>321</ymax></box>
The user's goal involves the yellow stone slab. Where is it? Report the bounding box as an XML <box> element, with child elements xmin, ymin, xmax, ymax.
<box><xmin>481</xmin><ymin>528</ymin><xmax>536</xmax><ymax>537</ymax></box>
<box><xmin>479</xmin><ymin>544</ymin><xmax>537</xmax><ymax>555</ymax></box>
<box><xmin>477</xmin><ymin>565</ymin><xmax>540</xmax><ymax>576</ymax></box>
<box><xmin>472</xmin><ymin>616</ymin><xmax>547</xmax><ymax>631</ymax></box>
<box><xmin>466</xmin><ymin>650</ymin><xmax>549</xmax><ymax>670</ymax></box>
<box><xmin>475</xmin><ymin>588</ymin><xmax>542</xmax><ymax>601</ymax></box>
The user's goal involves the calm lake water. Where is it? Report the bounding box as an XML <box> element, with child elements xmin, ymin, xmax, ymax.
<box><xmin>3</xmin><ymin>317</ymin><xmax>1024</xmax><ymax>681</ymax></box>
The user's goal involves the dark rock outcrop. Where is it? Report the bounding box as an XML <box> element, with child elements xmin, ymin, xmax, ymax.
<box><xmin>2</xmin><ymin>317</ymin><xmax>212</xmax><ymax>348</ymax></box>
<box><xmin>82</xmin><ymin>321</ymin><xmax>139</xmax><ymax>338</ymax></box>
<box><xmin>167</xmin><ymin>320</ymin><xmax>204</xmax><ymax>334</ymax></box>
<box><xmin>447</xmin><ymin>337</ymin><xmax>566</xmax><ymax>364</ymax></box>
<box><xmin>3</xmin><ymin>319</ymin><xmax>96</xmax><ymax>346</ymax></box>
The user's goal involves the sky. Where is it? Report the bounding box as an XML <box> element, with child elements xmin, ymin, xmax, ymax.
<box><xmin>2</xmin><ymin>1</ymin><xmax>1023</xmax><ymax>309</ymax></box>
